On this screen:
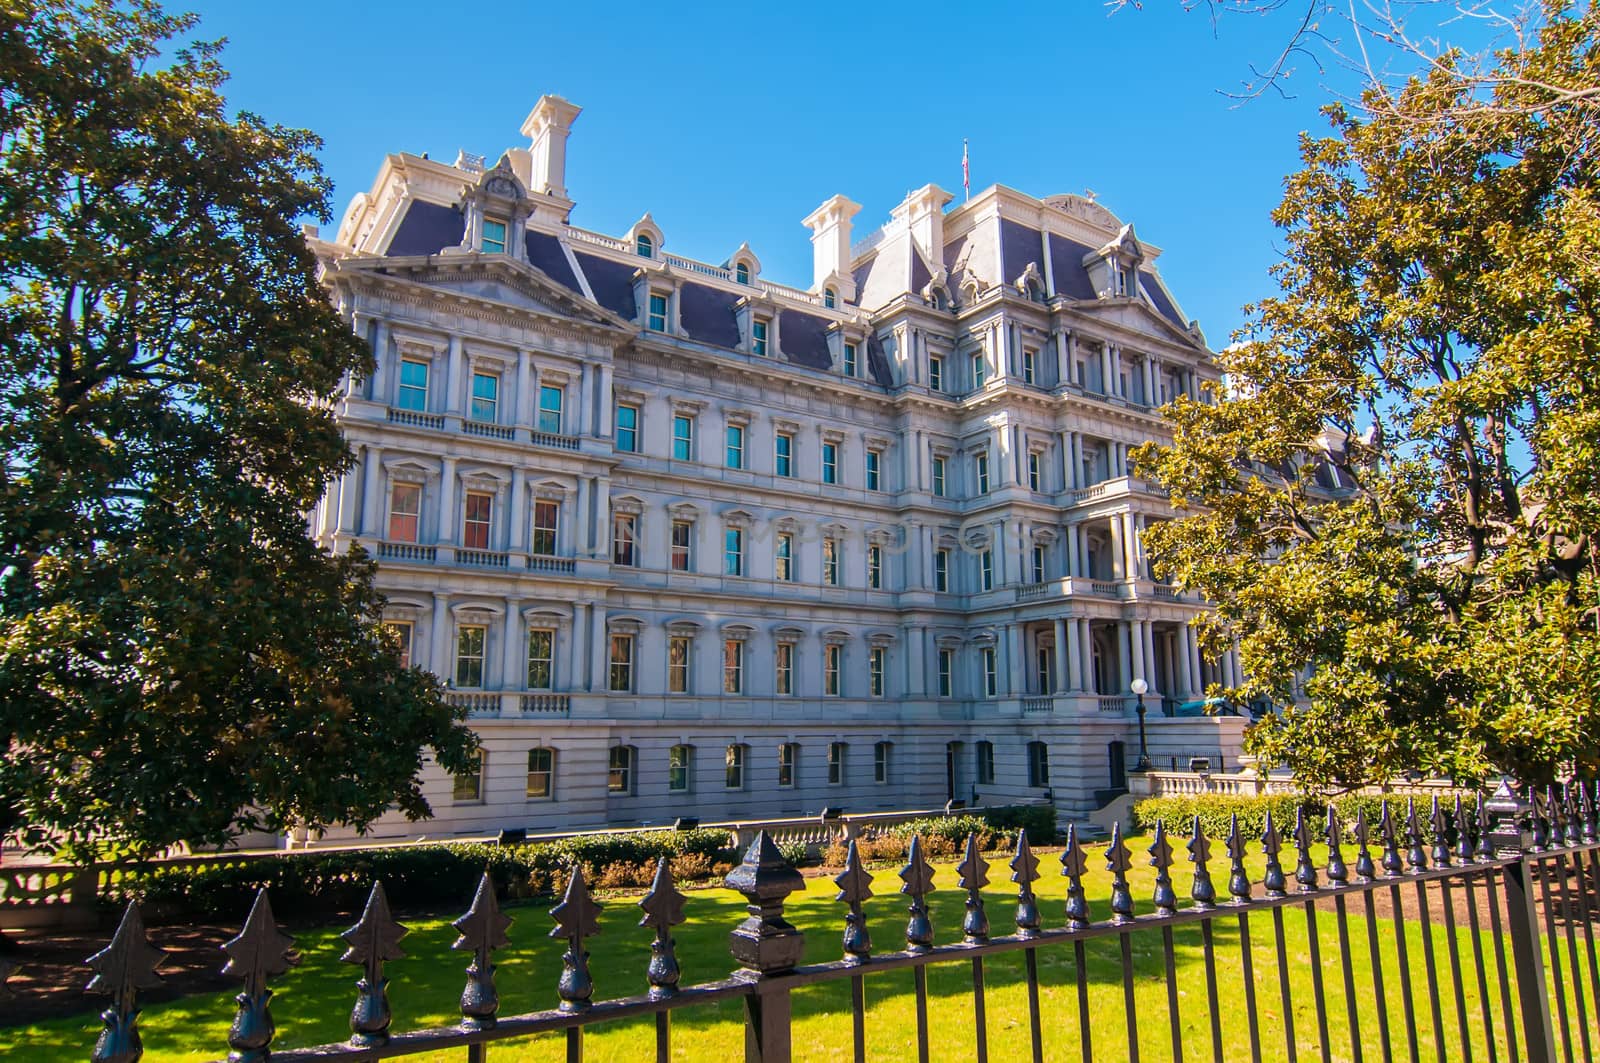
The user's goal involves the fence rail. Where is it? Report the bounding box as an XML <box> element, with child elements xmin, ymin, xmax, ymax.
<box><xmin>13</xmin><ymin>781</ymin><xmax>1600</xmax><ymax>1063</ymax></box>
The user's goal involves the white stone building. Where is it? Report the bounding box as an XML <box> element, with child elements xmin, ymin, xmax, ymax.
<box><xmin>307</xmin><ymin>96</ymin><xmax>1246</xmax><ymax>843</ymax></box>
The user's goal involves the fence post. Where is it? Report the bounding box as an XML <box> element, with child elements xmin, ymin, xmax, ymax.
<box><xmin>725</xmin><ymin>831</ymin><xmax>804</xmax><ymax>1063</ymax></box>
<box><xmin>1486</xmin><ymin>779</ymin><xmax>1556</xmax><ymax>1063</ymax></box>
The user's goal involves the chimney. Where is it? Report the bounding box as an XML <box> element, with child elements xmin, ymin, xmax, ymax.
<box><xmin>802</xmin><ymin>194</ymin><xmax>862</xmax><ymax>297</ymax></box>
<box><xmin>520</xmin><ymin>96</ymin><xmax>582</xmax><ymax>199</ymax></box>
<box><xmin>891</xmin><ymin>184</ymin><xmax>954</xmax><ymax>266</ymax></box>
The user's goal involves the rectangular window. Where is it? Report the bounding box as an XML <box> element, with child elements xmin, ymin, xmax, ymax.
<box><xmin>1028</xmin><ymin>453</ymin><xmax>1041</xmax><ymax>492</ymax></box>
<box><xmin>1023</xmin><ymin>348</ymin><xmax>1036</xmax><ymax>385</ymax></box>
<box><xmin>931</xmin><ymin>456</ymin><xmax>946</xmax><ymax>497</ymax></box>
<box><xmin>976</xmin><ymin>451</ymin><xmax>990</xmax><ymax>494</ymax></box>
<box><xmin>725</xmin><ymin>744</ymin><xmax>746</xmax><ymax>789</ymax></box>
<box><xmin>537</xmin><ymin>385</ymin><xmax>563</xmax><ymax>435</ymax></box>
<box><xmin>982</xmin><ymin>647</ymin><xmax>997</xmax><ymax>698</ymax></box>
<box><xmin>1028</xmin><ymin>742</ymin><xmax>1050</xmax><ymax>787</ymax></box>
<box><xmin>532</xmin><ymin>500</ymin><xmax>559</xmax><ymax>556</ymax></box>
<box><xmin>928</xmin><ymin>356</ymin><xmax>943</xmax><ymax>392</ymax></box>
<box><xmin>977</xmin><ymin>741</ymin><xmax>995</xmax><ymax>785</ymax></box>
<box><xmin>822</xmin><ymin>538</ymin><xmax>839</xmax><ymax>586</ymax></box>
<box><xmin>615</xmin><ymin>403</ymin><xmax>639</xmax><ymax>452</ymax></box>
<box><xmin>667</xmin><ymin>635</ymin><xmax>691</xmax><ymax>693</ymax></box>
<box><xmin>388</xmin><ymin>483</ymin><xmax>421</xmax><ymax>543</ymax></box>
<box><xmin>869</xmin><ymin>647</ymin><xmax>885</xmax><ymax>697</ymax></box>
<box><xmin>775</xmin><ymin>643</ymin><xmax>794</xmax><ymax>695</ymax></box>
<box><xmin>463</xmin><ymin>491</ymin><xmax>492</xmax><ymax>550</ymax></box>
<box><xmin>723</xmin><ymin>639</ymin><xmax>743</xmax><ymax>694</ymax></box>
<box><xmin>609</xmin><ymin>634</ymin><xmax>633</xmax><ymax>692</ymax></box>
<box><xmin>874</xmin><ymin>741</ymin><xmax>890</xmax><ymax>784</ymax></box>
<box><xmin>481</xmin><ymin>219</ymin><xmax>507</xmax><ymax>255</ymax></box>
<box><xmin>608</xmin><ymin>746</ymin><xmax>633</xmax><ymax>794</ymax></box>
<box><xmin>828</xmin><ymin>742</ymin><xmax>845</xmax><ymax>785</ymax></box>
<box><xmin>724</xmin><ymin>527</ymin><xmax>743</xmax><ymax>577</ymax></box>
<box><xmin>1032</xmin><ymin>544</ymin><xmax>1046</xmax><ymax>584</ymax></box>
<box><xmin>455</xmin><ymin>625</ymin><xmax>486</xmax><ymax>688</ymax></box>
<box><xmin>470</xmin><ymin>371</ymin><xmax>498</xmax><ymax>423</ymax></box>
<box><xmin>778</xmin><ymin>743</ymin><xmax>797</xmax><ymax>788</ymax></box>
<box><xmin>821</xmin><ymin>442</ymin><xmax>838</xmax><ymax>485</ymax></box>
<box><xmin>526</xmin><ymin>629</ymin><xmax>553</xmax><ymax>690</ymax></box>
<box><xmin>725</xmin><ymin>425</ymin><xmax>744</xmax><ymax>469</ymax></box>
<box><xmin>526</xmin><ymin>747</ymin><xmax>554</xmax><ymax>799</ymax></box>
<box><xmin>935</xmin><ymin>549</ymin><xmax>950</xmax><ymax>592</ymax></box>
<box><xmin>774</xmin><ymin>433</ymin><xmax>793</xmax><ymax>477</ymax></box>
<box><xmin>752</xmin><ymin>318</ymin><xmax>769</xmax><ymax>357</ymax></box>
<box><xmin>397</xmin><ymin>359</ymin><xmax>429</xmax><ymax>411</ymax></box>
<box><xmin>385</xmin><ymin>621</ymin><xmax>413</xmax><ymax>670</ymax></box>
<box><xmin>1038</xmin><ymin>646</ymin><xmax>1054</xmax><ymax>694</ymax></box>
<box><xmin>672</xmin><ymin>414</ymin><xmax>694</xmax><ymax>461</ymax></box>
<box><xmin>867</xmin><ymin>545</ymin><xmax>882</xmax><ymax>589</ymax></box>
<box><xmin>865</xmin><ymin>449</ymin><xmax>881</xmax><ymax>491</ymax></box>
<box><xmin>668</xmin><ymin>745</ymin><xmax>692</xmax><ymax>792</ymax></box>
<box><xmin>648</xmin><ymin>292</ymin><xmax>669</xmax><ymax>332</ymax></box>
<box><xmin>981</xmin><ymin>549</ymin><xmax>994</xmax><ymax>592</ymax></box>
<box><xmin>612</xmin><ymin>513</ymin><xmax>637</xmax><ymax>566</ymax></box>
<box><xmin>971</xmin><ymin>352</ymin><xmax>986</xmax><ymax>390</ymax></box>
<box><xmin>937</xmin><ymin>648</ymin><xmax>953</xmax><ymax>697</ymax></box>
<box><xmin>843</xmin><ymin>342</ymin><xmax>857</xmax><ymax>377</ymax></box>
<box><xmin>775</xmin><ymin>532</ymin><xmax>794</xmax><ymax>581</ymax></box>
<box><xmin>825</xmin><ymin>644</ymin><xmax>842</xmax><ymax>696</ymax></box>
<box><xmin>670</xmin><ymin>520</ymin><xmax>692</xmax><ymax>571</ymax></box>
<box><xmin>453</xmin><ymin>749</ymin><xmax>485</xmax><ymax>801</ymax></box>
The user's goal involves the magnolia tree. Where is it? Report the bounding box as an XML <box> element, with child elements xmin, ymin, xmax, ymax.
<box><xmin>0</xmin><ymin>0</ymin><xmax>477</xmax><ymax>863</ymax></box>
<box><xmin>1135</xmin><ymin>7</ymin><xmax>1600</xmax><ymax>788</ymax></box>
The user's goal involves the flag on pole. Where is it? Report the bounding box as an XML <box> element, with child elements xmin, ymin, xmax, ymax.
<box><xmin>962</xmin><ymin>139</ymin><xmax>970</xmax><ymax>201</ymax></box>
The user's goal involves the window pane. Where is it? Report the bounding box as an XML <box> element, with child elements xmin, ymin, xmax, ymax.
<box><xmin>527</xmin><ymin>630</ymin><xmax>553</xmax><ymax>690</ymax></box>
<box><xmin>463</xmin><ymin>492</ymin><xmax>492</xmax><ymax>550</ymax></box>
<box><xmin>532</xmin><ymin>500</ymin><xmax>559</xmax><ymax>555</ymax></box>
<box><xmin>388</xmin><ymin>484</ymin><xmax>421</xmax><ymax>542</ymax></box>
<box><xmin>453</xmin><ymin>749</ymin><xmax>484</xmax><ymax>800</ymax></box>
<box><xmin>527</xmin><ymin>747</ymin><xmax>553</xmax><ymax>798</ymax></box>
<box><xmin>470</xmin><ymin>372</ymin><xmax>498</xmax><ymax>423</ymax></box>
<box><xmin>668</xmin><ymin>745</ymin><xmax>691</xmax><ymax>791</ymax></box>
<box><xmin>775</xmin><ymin>434</ymin><xmax>792</xmax><ymax>477</ymax></box>
<box><xmin>616</xmin><ymin>404</ymin><xmax>638</xmax><ymax>452</ymax></box>
<box><xmin>609</xmin><ymin>635</ymin><xmax>632</xmax><ymax>691</ymax></box>
<box><xmin>671</xmin><ymin>520</ymin><xmax>692</xmax><ymax>571</ymax></box>
<box><xmin>537</xmin><ymin>386</ymin><xmax>563</xmax><ymax>435</ymax></box>
<box><xmin>482</xmin><ymin>220</ymin><xmax>507</xmax><ymax>255</ymax></box>
<box><xmin>397</xmin><ymin>360</ymin><xmax>429</xmax><ymax>411</ymax></box>
<box><xmin>455</xmin><ymin>626</ymin><xmax>485</xmax><ymax>688</ymax></box>
<box><xmin>672</xmin><ymin>415</ymin><xmax>693</xmax><ymax>461</ymax></box>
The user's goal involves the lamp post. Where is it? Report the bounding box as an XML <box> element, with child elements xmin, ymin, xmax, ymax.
<box><xmin>1131</xmin><ymin>677</ymin><xmax>1151</xmax><ymax>771</ymax></box>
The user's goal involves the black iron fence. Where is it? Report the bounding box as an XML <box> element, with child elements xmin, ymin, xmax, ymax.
<box><xmin>22</xmin><ymin>779</ymin><xmax>1600</xmax><ymax>1062</ymax></box>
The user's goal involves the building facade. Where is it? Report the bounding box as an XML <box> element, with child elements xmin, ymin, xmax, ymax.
<box><xmin>307</xmin><ymin>96</ymin><xmax>1246</xmax><ymax>843</ymax></box>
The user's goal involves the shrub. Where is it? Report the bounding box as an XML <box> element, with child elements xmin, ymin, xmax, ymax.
<box><xmin>981</xmin><ymin>804</ymin><xmax>1058</xmax><ymax>846</ymax></box>
<box><xmin>669</xmin><ymin>851</ymin><xmax>716</xmax><ymax>882</ymax></box>
<box><xmin>886</xmin><ymin>806</ymin><xmax>1056</xmax><ymax>850</ymax></box>
<box><xmin>1131</xmin><ymin>792</ymin><xmax>1477</xmax><ymax>845</ymax></box>
<box><xmin>594</xmin><ymin>860</ymin><xmax>656</xmax><ymax>891</ymax></box>
<box><xmin>778</xmin><ymin>839</ymin><xmax>812</xmax><ymax>868</ymax></box>
<box><xmin>820</xmin><ymin>841</ymin><xmax>849</xmax><ymax>868</ymax></box>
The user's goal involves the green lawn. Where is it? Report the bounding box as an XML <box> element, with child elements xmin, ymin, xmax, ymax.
<box><xmin>2</xmin><ymin>840</ymin><xmax>1593</xmax><ymax>1062</ymax></box>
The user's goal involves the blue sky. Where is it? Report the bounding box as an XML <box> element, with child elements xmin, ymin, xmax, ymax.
<box><xmin>181</xmin><ymin>0</ymin><xmax>1374</xmax><ymax>346</ymax></box>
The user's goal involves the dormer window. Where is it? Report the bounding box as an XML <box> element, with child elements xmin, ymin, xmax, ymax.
<box><xmin>735</xmin><ymin>261</ymin><xmax>750</xmax><ymax>285</ymax></box>
<box><xmin>1114</xmin><ymin>266</ymin><xmax>1129</xmax><ymax>296</ymax></box>
<box><xmin>824</xmin><ymin>287</ymin><xmax>837</xmax><ymax>309</ymax></box>
<box><xmin>843</xmin><ymin>343</ymin><xmax>857</xmax><ymax>377</ymax></box>
<box><xmin>636</xmin><ymin>232</ymin><xmax>654</xmax><ymax>257</ymax></box>
<box><xmin>481</xmin><ymin>219</ymin><xmax>507</xmax><ymax>255</ymax></box>
<box><xmin>647</xmin><ymin>292</ymin><xmax>669</xmax><ymax>332</ymax></box>
<box><xmin>752</xmin><ymin>318</ymin><xmax>769</xmax><ymax>357</ymax></box>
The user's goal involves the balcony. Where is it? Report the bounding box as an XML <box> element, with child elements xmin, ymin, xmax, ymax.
<box><xmin>463</xmin><ymin>420</ymin><xmax>516</xmax><ymax>441</ymax></box>
<box><xmin>457</xmin><ymin>548</ymin><xmax>509</xmax><ymax>569</ymax></box>
<box><xmin>377</xmin><ymin>542</ymin><xmax>437</xmax><ymax>563</ymax></box>
<box><xmin>1022</xmin><ymin>696</ymin><xmax>1054</xmax><ymax>715</ymax></box>
<box><xmin>1014</xmin><ymin>577</ymin><xmax>1127</xmax><ymax>604</ymax></box>
<box><xmin>446</xmin><ymin>691</ymin><xmax>573</xmax><ymax>718</ymax></box>
<box><xmin>1098</xmin><ymin>696</ymin><xmax>1130</xmax><ymax>714</ymax></box>
<box><xmin>380</xmin><ymin>406</ymin><xmax>579</xmax><ymax>452</ymax></box>
<box><xmin>1068</xmin><ymin>475</ymin><xmax>1166</xmax><ymax>507</ymax></box>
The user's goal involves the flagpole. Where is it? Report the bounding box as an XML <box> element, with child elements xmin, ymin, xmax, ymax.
<box><xmin>962</xmin><ymin>138</ymin><xmax>970</xmax><ymax>203</ymax></box>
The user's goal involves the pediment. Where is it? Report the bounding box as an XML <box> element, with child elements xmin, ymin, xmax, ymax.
<box><xmin>1077</xmin><ymin>295</ymin><xmax>1202</xmax><ymax>350</ymax></box>
<box><xmin>343</xmin><ymin>254</ymin><xmax>631</xmax><ymax>333</ymax></box>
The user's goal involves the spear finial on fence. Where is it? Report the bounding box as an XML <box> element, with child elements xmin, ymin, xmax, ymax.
<box><xmin>1453</xmin><ymin>796</ymin><xmax>1475</xmax><ymax>864</ymax></box>
<box><xmin>1429</xmin><ymin>796</ymin><xmax>1451</xmax><ymax>867</ymax></box>
<box><xmin>1106</xmin><ymin>822</ymin><xmax>1135</xmax><ymax>923</ymax></box>
<box><xmin>1148</xmin><ymin>821</ymin><xmax>1177</xmax><ymax>917</ymax></box>
<box><xmin>957</xmin><ymin>832</ymin><xmax>990</xmax><ymax>944</ymax></box>
<box><xmin>1011</xmin><ymin>829</ymin><xmax>1042</xmax><ymax>937</ymax></box>
<box><xmin>900</xmin><ymin>835</ymin><xmax>937</xmax><ymax>952</ymax></box>
<box><xmin>1292</xmin><ymin>806</ymin><xmax>1318</xmax><ymax>891</ymax></box>
<box><xmin>1353</xmin><ymin>806</ymin><xmax>1376</xmax><ymax>882</ymax></box>
<box><xmin>1060</xmin><ymin>824</ymin><xmax>1090</xmax><ymax>929</ymax></box>
<box><xmin>1476</xmin><ymin>789</ymin><xmax>1497</xmax><ymax>860</ymax></box>
<box><xmin>1404</xmin><ymin>797</ymin><xmax>1428</xmax><ymax>871</ymax></box>
<box><xmin>1325</xmin><ymin>807</ymin><xmax>1348</xmax><ymax>885</ymax></box>
<box><xmin>222</xmin><ymin>888</ymin><xmax>298</xmax><ymax>1062</ymax></box>
<box><xmin>453</xmin><ymin>871</ymin><xmax>512</xmax><ymax>1029</ymax></box>
<box><xmin>1530</xmin><ymin>787</ymin><xmax>1551</xmax><ymax>850</ymax></box>
<box><xmin>340</xmin><ymin>882</ymin><xmax>407</xmax><ymax>1048</ymax></box>
<box><xmin>550</xmin><ymin>865</ymin><xmax>602</xmax><ymax>1012</ymax></box>
<box><xmin>1260</xmin><ymin>810</ymin><xmax>1287</xmax><ymax>897</ymax></box>
<box><xmin>1562</xmin><ymin>782</ymin><xmax>1583</xmax><ymax>845</ymax></box>
<box><xmin>1580</xmin><ymin>780</ymin><xmax>1598</xmax><ymax>844</ymax></box>
<box><xmin>834</xmin><ymin>838</ymin><xmax>874</xmax><ymax>962</ymax></box>
<box><xmin>86</xmin><ymin>900</ymin><xmax>166</xmax><ymax>1063</ymax></box>
<box><xmin>726</xmin><ymin>830</ymin><xmax>805</xmax><ymax>975</ymax></box>
<box><xmin>1379</xmin><ymin>802</ymin><xmax>1405</xmax><ymax>877</ymax></box>
<box><xmin>639</xmin><ymin>857</ymin><xmax>687</xmax><ymax>998</ymax></box>
<box><xmin>1226</xmin><ymin>813</ymin><xmax>1252</xmax><ymax>903</ymax></box>
<box><xmin>1188</xmin><ymin>816</ymin><xmax>1216</xmax><ymax>910</ymax></box>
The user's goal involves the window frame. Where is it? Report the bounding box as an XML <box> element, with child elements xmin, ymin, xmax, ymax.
<box><xmin>526</xmin><ymin>628</ymin><xmax>554</xmax><ymax>691</ymax></box>
<box><xmin>1027</xmin><ymin>741</ymin><xmax>1050</xmax><ymax>787</ymax></box>
<box><xmin>384</xmin><ymin>620</ymin><xmax>414</xmax><ymax>670</ymax></box>
<box><xmin>723</xmin><ymin>526</ymin><xmax>743</xmax><ymax>577</ymax></box>
<box><xmin>608</xmin><ymin>745</ymin><xmax>634</xmax><ymax>795</ymax></box>
<box><xmin>462</xmin><ymin>491</ymin><xmax>493</xmax><ymax>550</ymax></box>
<box><xmin>842</xmin><ymin>342</ymin><xmax>857</xmax><ymax>376</ymax></box>
<box><xmin>775</xmin><ymin>642</ymin><xmax>794</xmax><ymax>695</ymax></box>
<box><xmin>536</xmin><ymin>385</ymin><xmax>563</xmax><ymax>435</ymax></box>
<box><xmin>981</xmin><ymin>549</ymin><xmax>994</xmax><ymax>591</ymax></box>
<box><xmin>931</xmin><ymin>456</ymin><xmax>946</xmax><ymax>497</ymax></box>
<box><xmin>455</xmin><ymin>624</ymin><xmax>487</xmax><ymax>689</ymax></box>
<box><xmin>670</xmin><ymin>519</ymin><xmax>693</xmax><ymax>571</ymax></box>
<box><xmin>869</xmin><ymin>646</ymin><xmax>885</xmax><ymax>697</ymax></box>
<box><xmin>470</xmin><ymin>371</ymin><xmax>499</xmax><ymax>424</ymax></box>
<box><xmin>1028</xmin><ymin>452</ymin><xmax>1041</xmax><ymax>492</ymax></box>
<box><xmin>452</xmin><ymin>748</ymin><xmax>485</xmax><ymax>802</ymax></box>
<box><xmin>928</xmin><ymin>355</ymin><xmax>943</xmax><ymax>392</ymax></box>
<box><xmin>531</xmin><ymin>499</ymin><xmax>559</xmax><ymax>556</ymax></box>
<box><xmin>612</xmin><ymin>513</ymin><xmax>637</xmax><ymax>567</ymax></box>
<box><xmin>822</xmin><ymin>537</ymin><xmax>839</xmax><ymax>586</ymax></box>
<box><xmin>647</xmin><ymin>291</ymin><xmax>669</xmax><ymax>331</ymax></box>
<box><xmin>976</xmin><ymin>451</ymin><xmax>990</xmax><ymax>494</ymax></box>
<box><xmin>865</xmin><ymin>449</ymin><xmax>881</xmax><ymax>491</ymax></box>
<box><xmin>982</xmin><ymin>647</ymin><xmax>998</xmax><ymax>698</ymax></box>
<box><xmin>774</xmin><ymin>432</ymin><xmax>793</xmax><ymax>477</ymax></box>
<box><xmin>668</xmin><ymin>744</ymin><xmax>693</xmax><ymax>792</ymax></box>
<box><xmin>608</xmin><ymin>633</ymin><xmax>634</xmax><ymax>692</ymax></box>
<box><xmin>775</xmin><ymin>532</ymin><xmax>794</xmax><ymax>581</ymax></box>
<box><xmin>934</xmin><ymin>549</ymin><xmax>950</xmax><ymax>593</ymax></box>
<box><xmin>725</xmin><ymin>424</ymin><xmax>744</xmax><ymax>469</ymax></box>
<box><xmin>937</xmin><ymin>648</ymin><xmax>953</xmax><ymax>697</ymax></box>
<box><xmin>526</xmin><ymin>747</ymin><xmax>555</xmax><ymax>800</ymax></box>
<box><xmin>828</xmin><ymin>742</ymin><xmax>846</xmax><ymax>785</ymax></box>
<box><xmin>724</xmin><ymin>743</ymin><xmax>746</xmax><ymax>790</ymax></box>
<box><xmin>873</xmin><ymin>741</ymin><xmax>891</xmax><ymax>784</ymax></box>
<box><xmin>615</xmin><ymin>403</ymin><xmax>639</xmax><ymax>453</ymax></box>
<box><xmin>824</xmin><ymin>644</ymin><xmax>842</xmax><ymax>696</ymax></box>
<box><xmin>821</xmin><ymin>441</ymin><xmax>838</xmax><ymax>485</ymax></box>
<box><xmin>396</xmin><ymin>358</ymin><xmax>430</xmax><ymax>412</ymax></box>
<box><xmin>667</xmin><ymin>634</ymin><xmax>692</xmax><ymax>694</ymax></box>
<box><xmin>777</xmin><ymin>742</ymin><xmax>797</xmax><ymax>788</ymax></box>
<box><xmin>671</xmin><ymin>414</ymin><xmax>694</xmax><ymax>461</ymax></box>
<box><xmin>723</xmin><ymin>638</ymin><xmax>743</xmax><ymax>694</ymax></box>
<box><xmin>752</xmin><ymin>318</ymin><xmax>769</xmax><ymax>357</ymax></box>
<box><xmin>481</xmin><ymin>219</ymin><xmax>508</xmax><ymax>255</ymax></box>
<box><xmin>867</xmin><ymin>544</ymin><xmax>882</xmax><ymax>589</ymax></box>
<box><xmin>977</xmin><ymin>741</ymin><xmax>995</xmax><ymax>785</ymax></box>
<box><xmin>388</xmin><ymin>482</ymin><xmax>422</xmax><ymax>543</ymax></box>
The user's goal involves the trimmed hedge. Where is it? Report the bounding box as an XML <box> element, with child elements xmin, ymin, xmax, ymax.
<box><xmin>111</xmin><ymin>828</ymin><xmax>733</xmax><ymax>921</ymax></box>
<box><xmin>887</xmin><ymin>805</ymin><xmax>1058</xmax><ymax>848</ymax></box>
<box><xmin>1131</xmin><ymin>792</ymin><xmax>1477</xmax><ymax>844</ymax></box>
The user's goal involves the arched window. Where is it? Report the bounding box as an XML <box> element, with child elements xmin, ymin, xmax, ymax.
<box><xmin>930</xmin><ymin>288</ymin><xmax>947</xmax><ymax>311</ymax></box>
<box><xmin>735</xmin><ymin>261</ymin><xmax>750</xmax><ymax>285</ymax></box>
<box><xmin>636</xmin><ymin>232</ymin><xmax>653</xmax><ymax>258</ymax></box>
<box><xmin>824</xmin><ymin>287</ymin><xmax>837</xmax><ymax>309</ymax></box>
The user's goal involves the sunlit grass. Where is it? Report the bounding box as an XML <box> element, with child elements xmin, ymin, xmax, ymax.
<box><xmin>2</xmin><ymin>839</ymin><xmax>1592</xmax><ymax>1062</ymax></box>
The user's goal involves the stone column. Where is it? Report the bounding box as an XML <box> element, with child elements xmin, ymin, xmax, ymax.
<box><xmin>1130</xmin><ymin>621</ymin><xmax>1147</xmax><ymax>688</ymax></box>
<box><xmin>438</xmin><ymin>457</ymin><xmax>458</xmax><ymax>545</ymax></box>
<box><xmin>1176</xmin><ymin>625</ymin><xmax>1193</xmax><ymax>698</ymax></box>
<box><xmin>501</xmin><ymin>599</ymin><xmax>523</xmax><ymax>691</ymax></box>
<box><xmin>1006</xmin><ymin>623</ymin><xmax>1025</xmax><ymax>696</ymax></box>
<box><xmin>509</xmin><ymin>468</ymin><xmax>528</xmax><ymax>553</ymax></box>
<box><xmin>429</xmin><ymin>593</ymin><xmax>451</xmax><ymax>682</ymax></box>
<box><xmin>589</xmin><ymin>606</ymin><xmax>608</xmax><ymax>694</ymax></box>
<box><xmin>369</xmin><ymin>319</ymin><xmax>390</xmax><ymax>404</ymax></box>
<box><xmin>1118</xmin><ymin>622</ymin><xmax>1134</xmax><ymax>692</ymax></box>
<box><xmin>443</xmin><ymin>335</ymin><xmax>463</xmax><ymax>415</ymax></box>
<box><xmin>336</xmin><ymin>459</ymin><xmax>360</xmax><ymax>537</ymax></box>
<box><xmin>1054</xmin><ymin>618</ymin><xmax>1072</xmax><ymax>694</ymax></box>
<box><xmin>573</xmin><ymin>478</ymin><xmax>591</xmax><ymax>558</ymax></box>
<box><xmin>514</xmin><ymin>349</ymin><xmax>532</xmax><ymax>426</ymax></box>
<box><xmin>1142</xmin><ymin>622</ymin><xmax>1158</xmax><ymax>697</ymax></box>
<box><xmin>358</xmin><ymin>445</ymin><xmax>384</xmax><ymax>538</ymax></box>
<box><xmin>1079</xmin><ymin>619</ymin><xmax>1094</xmax><ymax>693</ymax></box>
<box><xmin>1187</xmin><ymin>626</ymin><xmax>1204</xmax><ymax>696</ymax></box>
<box><xmin>1108</xmin><ymin>516</ymin><xmax>1124</xmax><ymax>580</ymax></box>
